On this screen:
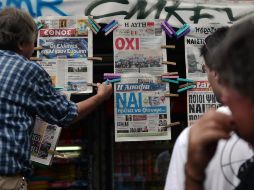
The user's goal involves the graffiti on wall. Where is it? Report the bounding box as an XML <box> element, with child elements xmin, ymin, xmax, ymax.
<box><xmin>1</xmin><ymin>0</ymin><xmax>254</xmax><ymax>24</ymax></box>
<box><xmin>0</xmin><ymin>0</ymin><xmax>66</xmax><ymax>17</ymax></box>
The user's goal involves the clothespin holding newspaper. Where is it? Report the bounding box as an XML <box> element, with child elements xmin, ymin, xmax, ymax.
<box><xmin>31</xmin><ymin>46</ymin><xmax>43</xmax><ymax>61</ymax></box>
<box><xmin>103</xmin><ymin>73</ymin><xmax>121</xmax><ymax>84</ymax></box>
<box><xmin>34</xmin><ymin>47</ymin><xmax>43</xmax><ymax>51</ymax></box>
<box><xmin>34</xmin><ymin>19</ymin><xmax>44</xmax><ymax>59</ymax></box>
<box><xmin>161</xmin><ymin>72</ymin><xmax>179</xmax><ymax>84</ymax></box>
<box><xmin>48</xmin><ymin>150</ymin><xmax>65</xmax><ymax>158</ymax></box>
<box><xmin>103</xmin><ymin>73</ymin><xmax>121</xmax><ymax>80</ymax></box>
<box><xmin>30</xmin><ymin>57</ymin><xmax>42</xmax><ymax>61</ymax></box>
<box><xmin>161</xmin><ymin>72</ymin><xmax>179</xmax><ymax>76</ymax></box>
<box><xmin>32</xmin><ymin>47</ymin><xmax>44</xmax><ymax>61</ymax></box>
<box><xmin>88</xmin><ymin>16</ymin><xmax>101</xmax><ymax>31</ymax></box>
<box><xmin>164</xmin><ymin>93</ymin><xmax>179</xmax><ymax>97</ymax></box>
<box><xmin>175</xmin><ymin>23</ymin><xmax>190</xmax><ymax>39</ymax></box>
<box><xmin>161</xmin><ymin>20</ymin><xmax>190</xmax><ymax>39</ymax></box>
<box><xmin>161</xmin><ymin>22</ymin><xmax>177</xmax><ymax>65</ymax></box>
<box><xmin>161</xmin><ymin>20</ymin><xmax>176</xmax><ymax>38</ymax></box>
<box><xmin>161</xmin><ymin>72</ymin><xmax>179</xmax><ymax>79</ymax></box>
<box><xmin>161</xmin><ymin>45</ymin><xmax>175</xmax><ymax>49</ymax></box>
<box><xmin>85</xmin><ymin>82</ymin><xmax>98</xmax><ymax>87</ymax></box>
<box><xmin>87</xmin><ymin>57</ymin><xmax>103</xmax><ymax>61</ymax></box>
<box><xmin>105</xmin><ymin>78</ymin><xmax>121</xmax><ymax>85</ymax></box>
<box><xmin>161</xmin><ymin>42</ymin><xmax>176</xmax><ymax>66</ymax></box>
<box><xmin>161</xmin><ymin>72</ymin><xmax>179</xmax><ymax>97</ymax></box>
<box><xmin>162</xmin><ymin>61</ymin><xmax>176</xmax><ymax>66</ymax></box>
<box><xmin>166</xmin><ymin>121</ymin><xmax>181</xmax><ymax>128</ymax></box>
<box><xmin>84</xmin><ymin>16</ymin><xmax>101</xmax><ymax>34</ymax></box>
<box><xmin>36</xmin><ymin>21</ymin><xmax>45</xmax><ymax>30</ymax></box>
<box><xmin>178</xmin><ymin>82</ymin><xmax>196</xmax><ymax>89</ymax></box>
<box><xmin>177</xmin><ymin>78</ymin><xmax>196</xmax><ymax>93</ymax></box>
<box><xmin>102</xmin><ymin>20</ymin><xmax>119</xmax><ymax>36</ymax></box>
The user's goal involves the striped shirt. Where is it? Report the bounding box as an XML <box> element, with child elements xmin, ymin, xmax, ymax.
<box><xmin>0</xmin><ymin>50</ymin><xmax>78</xmax><ymax>176</ymax></box>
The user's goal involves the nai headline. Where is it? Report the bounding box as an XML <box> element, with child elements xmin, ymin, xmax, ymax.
<box><xmin>114</xmin><ymin>74</ymin><xmax>171</xmax><ymax>142</ymax></box>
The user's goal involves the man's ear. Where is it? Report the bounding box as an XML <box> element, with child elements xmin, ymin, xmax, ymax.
<box><xmin>220</xmin><ymin>87</ymin><xmax>230</xmax><ymax>105</ymax></box>
<box><xmin>17</xmin><ymin>42</ymin><xmax>23</xmax><ymax>51</ymax></box>
<box><xmin>213</xmin><ymin>71</ymin><xmax>219</xmax><ymax>80</ymax></box>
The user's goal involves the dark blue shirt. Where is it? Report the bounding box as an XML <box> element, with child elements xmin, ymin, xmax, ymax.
<box><xmin>0</xmin><ymin>50</ymin><xmax>78</xmax><ymax>176</ymax></box>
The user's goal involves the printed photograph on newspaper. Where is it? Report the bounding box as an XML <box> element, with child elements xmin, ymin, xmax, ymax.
<box><xmin>31</xmin><ymin>117</ymin><xmax>61</xmax><ymax>165</ymax></box>
<box><xmin>38</xmin><ymin>38</ymin><xmax>88</xmax><ymax>59</ymax></box>
<box><xmin>113</xmin><ymin>19</ymin><xmax>167</xmax><ymax>76</ymax></box>
<box><xmin>114</xmin><ymin>73</ymin><xmax>171</xmax><ymax>142</ymax></box>
<box><xmin>187</xmin><ymin>81</ymin><xmax>221</xmax><ymax>126</ymax></box>
<box><xmin>36</xmin><ymin>16</ymin><xmax>93</xmax><ymax>94</ymax></box>
<box><xmin>39</xmin><ymin>59</ymin><xmax>93</xmax><ymax>93</ymax></box>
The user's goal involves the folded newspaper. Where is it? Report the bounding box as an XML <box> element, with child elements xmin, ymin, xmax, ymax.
<box><xmin>31</xmin><ymin>117</ymin><xmax>61</xmax><ymax>165</ymax></box>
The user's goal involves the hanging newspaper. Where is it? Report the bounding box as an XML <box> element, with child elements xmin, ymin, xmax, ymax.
<box><xmin>113</xmin><ymin>19</ymin><xmax>167</xmax><ymax>76</ymax></box>
<box><xmin>185</xmin><ymin>24</ymin><xmax>225</xmax><ymax>80</ymax></box>
<box><xmin>31</xmin><ymin>117</ymin><xmax>61</xmax><ymax>165</ymax></box>
<box><xmin>114</xmin><ymin>73</ymin><xmax>171</xmax><ymax>142</ymax></box>
<box><xmin>187</xmin><ymin>81</ymin><xmax>221</xmax><ymax>126</ymax></box>
<box><xmin>37</xmin><ymin>16</ymin><xmax>93</xmax><ymax>93</ymax></box>
<box><xmin>185</xmin><ymin>24</ymin><xmax>225</xmax><ymax>125</ymax></box>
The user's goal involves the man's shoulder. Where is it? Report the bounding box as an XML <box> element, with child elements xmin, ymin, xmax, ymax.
<box><xmin>217</xmin><ymin>106</ymin><xmax>231</xmax><ymax>115</ymax></box>
<box><xmin>0</xmin><ymin>50</ymin><xmax>43</xmax><ymax>71</ymax></box>
<box><xmin>174</xmin><ymin>127</ymin><xmax>190</xmax><ymax>147</ymax></box>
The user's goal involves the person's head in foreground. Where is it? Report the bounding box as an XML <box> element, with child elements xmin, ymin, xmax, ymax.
<box><xmin>200</xmin><ymin>26</ymin><xmax>229</xmax><ymax>102</ymax></box>
<box><xmin>185</xmin><ymin>16</ymin><xmax>254</xmax><ymax>190</ymax></box>
<box><xmin>0</xmin><ymin>7</ymin><xmax>37</xmax><ymax>58</ymax></box>
<box><xmin>209</xmin><ymin>16</ymin><xmax>254</xmax><ymax>146</ymax></box>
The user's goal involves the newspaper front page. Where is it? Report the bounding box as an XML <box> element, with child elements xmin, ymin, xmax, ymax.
<box><xmin>185</xmin><ymin>24</ymin><xmax>225</xmax><ymax>125</ymax></box>
<box><xmin>185</xmin><ymin>24</ymin><xmax>224</xmax><ymax>80</ymax></box>
<box><xmin>114</xmin><ymin>73</ymin><xmax>171</xmax><ymax>142</ymax></box>
<box><xmin>113</xmin><ymin>19</ymin><xmax>167</xmax><ymax>76</ymax></box>
<box><xmin>31</xmin><ymin>117</ymin><xmax>61</xmax><ymax>165</ymax></box>
<box><xmin>37</xmin><ymin>16</ymin><xmax>93</xmax><ymax>93</ymax></box>
<box><xmin>187</xmin><ymin>81</ymin><xmax>221</xmax><ymax>126</ymax></box>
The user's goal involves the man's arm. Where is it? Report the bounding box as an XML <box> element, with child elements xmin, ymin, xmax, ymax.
<box><xmin>185</xmin><ymin>162</ymin><xmax>205</xmax><ymax>190</ymax></box>
<box><xmin>185</xmin><ymin>110</ymin><xmax>234</xmax><ymax>190</ymax></box>
<box><xmin>71</xmin><ymin>83</ymin><xmax>112</xmax><ymax>124</ymax></box>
